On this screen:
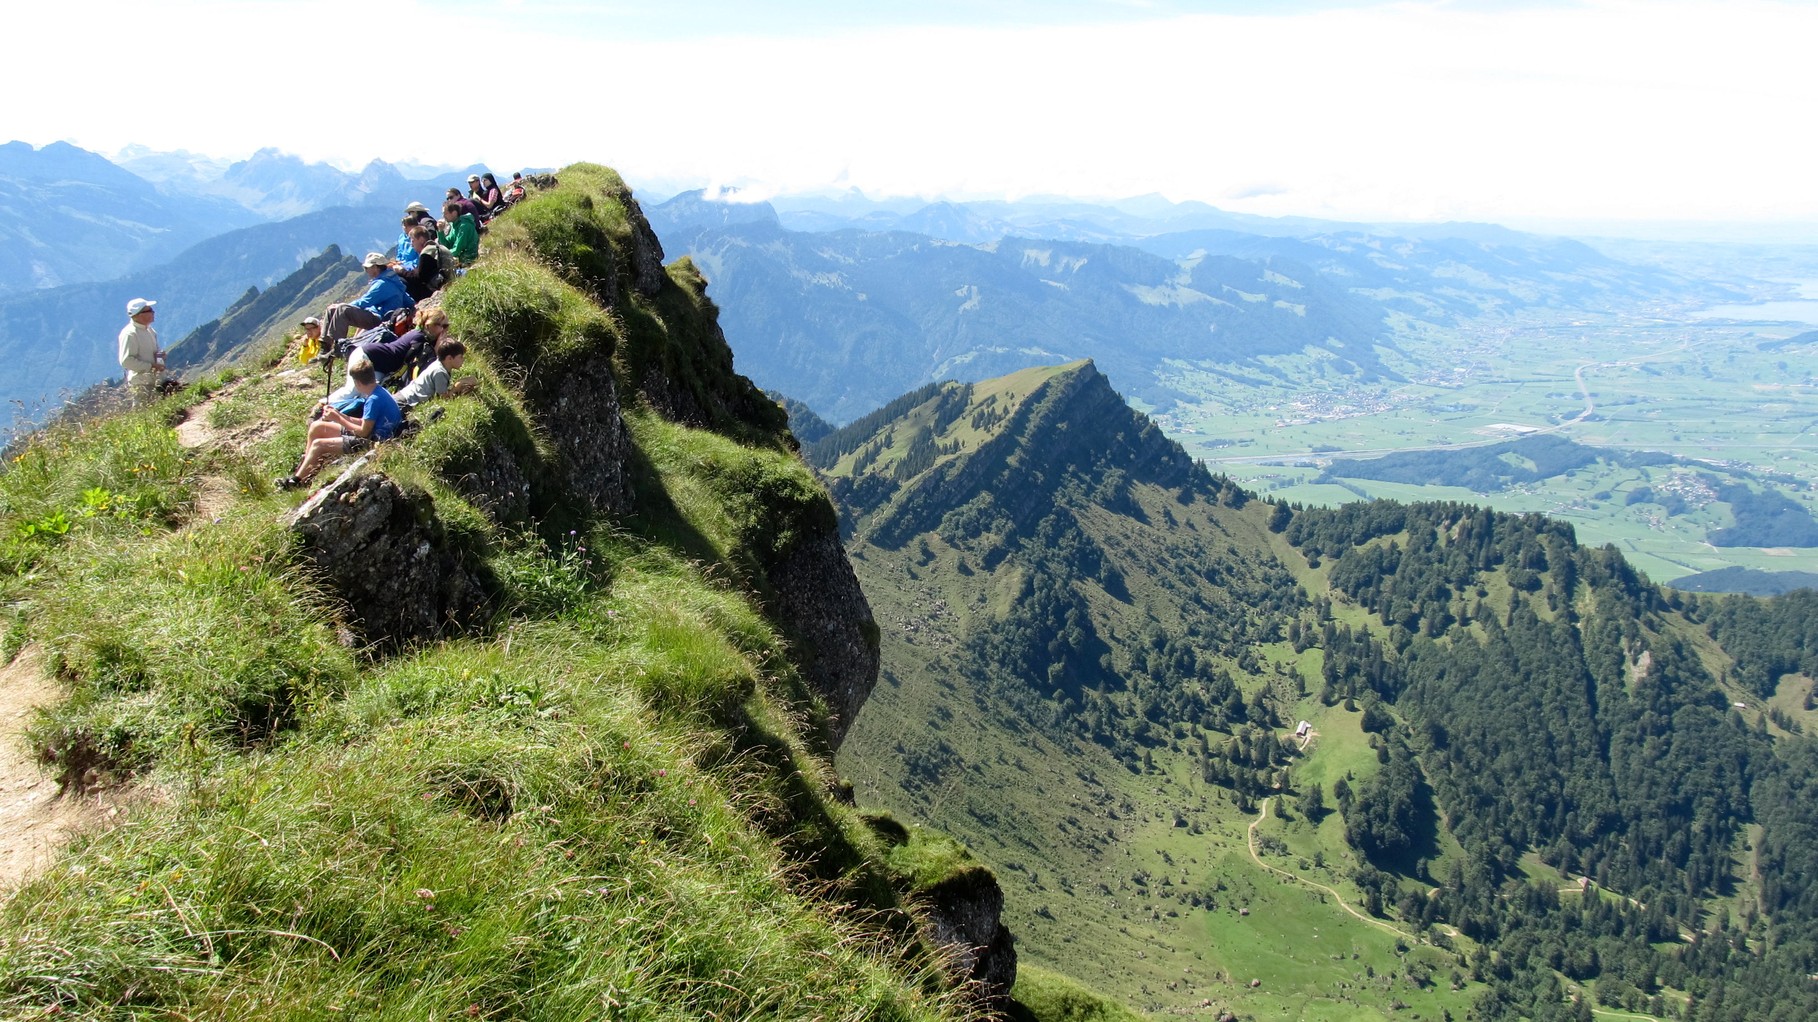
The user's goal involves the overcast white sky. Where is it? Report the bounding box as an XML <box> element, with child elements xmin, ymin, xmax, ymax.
<box><xmin>11</xmin><ymin>0</ymin><xmax>1817</xmax><ymax>233</ymax></box>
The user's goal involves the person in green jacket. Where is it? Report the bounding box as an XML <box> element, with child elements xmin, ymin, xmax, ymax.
<box><xmin>439</xmin><ymin>200</ymin><xmax>480</xmax><ymax>266</ymax></box>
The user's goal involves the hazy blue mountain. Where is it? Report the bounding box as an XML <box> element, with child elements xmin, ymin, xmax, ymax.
<box><xmin>212</xmin><ymin>149</ymin><xmax>415</xmax><ymax>219</ymax></box>
<box><xmin>647</xmin><ymin>189</ymin><xmax>781</xmax><ymax>234</ymax></box>
<box><xmin>769</xmin><ymin>191</ymin><xmax>1364</xmax><ymax>245</ymax></box>
<box><xmin>111</xmin><ymin>144</ymin><xmax>233</xmax><ymax>190</ymax></box>
<box><xmin>1130</xmin><ymin>224</ymin><xmax>1735</xmax><ymax>318</ymax></box>
<box><xmin>665</xmin><ymin>216</ymin><xmax>1393</xmax><ymax>423</ymax></box>
<box><xmin>0</xmin><ymin>140</ymin><xmax>264</xmax><ymax>294</ymax></box>
<box><xmin>0</xmin><ymin>207</ymin><xmax>400</xmax><ymax>414</ymax></box>
<box><xmin>165</xmin><ymin>245</ymin><xmax>363</xmax><ymax>377</ymax></box>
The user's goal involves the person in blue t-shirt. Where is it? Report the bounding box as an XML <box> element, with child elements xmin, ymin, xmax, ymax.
<box><xmin>277</xmin><ymin>363</ymin><xmax>403</xmax><ymax>490</ymax></box>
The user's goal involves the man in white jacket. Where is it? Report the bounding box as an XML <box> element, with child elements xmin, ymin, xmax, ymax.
<box><xmin>118</xmin><ymin>297</ymin><xmax>165</xmax><ymax>405</ymax></box>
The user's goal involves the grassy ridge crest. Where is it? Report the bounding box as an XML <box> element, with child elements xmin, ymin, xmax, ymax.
<box><xmin>0</xmin><ymin>166</ymin><xmax>1003</xmax><ymax>1020</ymax></box>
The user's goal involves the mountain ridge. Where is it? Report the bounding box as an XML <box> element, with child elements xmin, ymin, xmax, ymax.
<box><xmin>818</xmin><ymin>359</ymin><xmax>1818</xmax><ymax>1020</ymax></box>
<box><xmin>0</xmin><ymin>163</ymin><xmax>1031</xmax><ymax>1020</ymax></box>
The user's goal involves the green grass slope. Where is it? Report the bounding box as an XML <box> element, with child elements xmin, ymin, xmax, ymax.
<box><xmin>0</xmin><ymin>165</ymin><xmax>1003</xmax><ymax>1020</ymax></box>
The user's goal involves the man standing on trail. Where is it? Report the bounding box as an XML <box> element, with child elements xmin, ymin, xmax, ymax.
<box><xmin>118</xmin><ymin>297</ymin><xmax>164</xmax><ymax>405</ymax></box>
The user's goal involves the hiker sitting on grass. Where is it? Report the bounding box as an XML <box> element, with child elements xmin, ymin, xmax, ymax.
<box><xmin>394</xmin><ymin>214</ymin><xmax>424</xmax><ymax>275</ymax></box>
<box><xmin>396</xmin><ymin>225</ymin><xmax>456</xmax><ymax>302</ymax></box>
<box><xmin>439</xmin><ymin>200</ymin><xmax>481</xmax><ymax>266</ymax></box>
<box><xmin>318</xmin><ymin>252</ymin><xmax>415</xmax><ymax>347</ymax></box>
<box><xmin>394</xmin><ymin>337</ymin><xmax>476</xmax><ymax>408</ymax></box>
<box><xmin>278</xmin><ymin>362</ymin><xmax>402</xmax><ymax>489</ymax></box>
<box><xmin>296</xmin><ymin>316</ymin><xmax>324</xmax><ymax>364</ymax></box>
<box><xmin>323</xmin><ymin>309</ymin><xmax>443</xmax><ymax>408</ymax></box>
<box><xmin>444</xmin><ymin>187</ymin><xmax>482</xmax><ymax>224</ymax></box>
<box><xmin>472</xmin><ymin>173</ymin><xmax>505</xmax><ymax>222</ymax></box>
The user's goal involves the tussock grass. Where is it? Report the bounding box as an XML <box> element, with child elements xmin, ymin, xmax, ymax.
<box><xmin>485</xmin><ymin>188</ymin><xmax>631</xmax><ymax>303</ymax></box>
<box><xmin>0</xmin><ymin>409</ymin><xmax>190</xmax><ymax>575</ymax></box>
<box><xmin>628</xmin><ymin>408</ymin><xmax>836</xmax><ymax>587</ymax></box>
<box><xmin>27</xmin><ymin>512</ymin><xmax>354</xmax><ymax>787</ymax></box>
<box><xmin>442</xmin><ymin>253</ymin><xmax>619</xmax><ymax>381</ymax></box>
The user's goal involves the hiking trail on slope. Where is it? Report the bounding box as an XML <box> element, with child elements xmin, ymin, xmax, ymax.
<box><xmin>0</xmin><ymin>646</ymin><xmax>118</xmax><ymax>895</ymax></box>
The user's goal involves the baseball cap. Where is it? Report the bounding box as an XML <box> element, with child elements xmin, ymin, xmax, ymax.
<box><xmin>405</xmin><ymin>201</ymin><xmax>429</xmax><ymax>214</ymax></box>
<box><xmin>126</xmin><ymin>298</ymin><xmax>157</xmax><ymax>315</ymax></box>
<box><xmin>300</xmin><ymin>316</ymin><xmax>322</xmax><ymax>327</ymax></box>
<box><xmin>363</xmin><ymin>252</ymin><xmax>389</xmax><ymax>268</ymax></box>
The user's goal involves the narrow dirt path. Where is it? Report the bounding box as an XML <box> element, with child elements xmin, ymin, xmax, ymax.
<box><xmin>1589</xmin><ymin>1007</ymin><xmax>1665</xmax><ymax>1021</ymax></box>
<box><xmin>1245</xmin><ymin>797</ymin><xmax>1403</xmax><ymax>937</ymax></box>
<box><xmin>0</xmin><ymin>647</ymin><xmax>110</xmax><ymax>894</ymax></box>
<box><xmin>172</xmin><ymin>371</ymin><xmax>308</xmax><ymax>517</ymax></box>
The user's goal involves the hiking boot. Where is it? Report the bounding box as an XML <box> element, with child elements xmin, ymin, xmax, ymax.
<box><xmin>276</xmin><ymin>475</ymin><xmax>303</xmax><ymax>491</ymax></box>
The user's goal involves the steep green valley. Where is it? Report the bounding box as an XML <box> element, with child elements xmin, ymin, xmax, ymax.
<box><xmin>818</xmin><ymin>362</ymin><xmax>1818</xmax><ymax>1021</ymax></box>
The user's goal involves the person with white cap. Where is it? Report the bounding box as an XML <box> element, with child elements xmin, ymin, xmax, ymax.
<box><xmin>316</xmin><ymin>252</ymin><xmax>416</xmax><ymax>356</ymax></box>
<box><xmin>118</xmin><ymin>297</ymin><xmax>165</xmax><ymax>405</ymax></box>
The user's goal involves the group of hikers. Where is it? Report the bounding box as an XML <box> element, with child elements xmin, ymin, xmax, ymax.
<box><xmin>118</xmin><ymin>168</ymin><xmax>534</xmax><ymax>490</ymax></box>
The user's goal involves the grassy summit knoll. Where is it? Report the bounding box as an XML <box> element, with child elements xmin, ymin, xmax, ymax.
<box><xmin>0</xmin><ymin>165</ymin><xmax>1007</xmax><ymax>1020</ymax></box>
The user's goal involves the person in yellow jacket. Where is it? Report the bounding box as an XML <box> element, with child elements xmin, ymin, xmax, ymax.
<box><xmin>297</xmin><ymin>316</ymin><xmax>324</xmax><ymax>364</ymax></box>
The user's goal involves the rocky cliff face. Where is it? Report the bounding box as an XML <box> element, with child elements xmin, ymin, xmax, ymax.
<box><xmin>768</xmin><ymin>525</ymin><xmax>880</xmax><ymax>748</ymax></box>
<box><xmin>919</xmin><ymin>867</ymin><xmax>1019</xmax><ymax>1009</ymax></box>
<box><xmin>289</xmin><ymin>461</ymin><xmax>489</xmax><ymax>646</ymax></box>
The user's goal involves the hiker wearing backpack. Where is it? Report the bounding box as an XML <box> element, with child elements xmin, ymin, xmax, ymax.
<box><xmin>318</xmin><ymin>252</ymin><xmax>415</xmax><ymax>350</ymax></box>
<box><xmin>323</xmin><ymin>307</ymin><xmax>449</xmax><ymax>406</ymax></box>
<box><xmin>277</xmin><ymin>361</ymin><xmax>402</xmax><ymax>490</ymax></box>
<box><xmin>396</xmin><ymin>225</ymin><xmax>455</xmax><ymax>303</ymax></box>
<box><xmin>117</xmin><ymin>297</ymin><xmax>165</xmax><ymax>405</ymax></box>
<box><xmin>439</xmin><ymin>201</ymin><xmax>480</xmax><ymax>266</ymax></box>
<box><xmin>500</xmin><ymin>172</ymin><xmax>527</xmax><ymax>210</ymax></box>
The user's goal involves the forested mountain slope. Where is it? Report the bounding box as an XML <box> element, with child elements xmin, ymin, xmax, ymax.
<box><xmin>814</xmin><ymin>364</ymin><xmax>1818</xmax><ymax>1021</ymax></box>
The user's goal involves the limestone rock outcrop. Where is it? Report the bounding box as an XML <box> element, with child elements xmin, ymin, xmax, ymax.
<box><xmin>918</xmin><ymin>865</ymin><xmax>1018</xmax><ymax>1009</ymax></box>
<box><xmin>768</xmin><ymin>526</ymin><xmax>880</xmax><ymax>749</ymax></box>
<box><xmin>288</xmin><ymin>461</ymin><xmax>487</xmax><ymax>646</ymax></box>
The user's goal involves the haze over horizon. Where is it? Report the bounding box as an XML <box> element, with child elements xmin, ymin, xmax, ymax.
<box><xmin>11</xmin><ymin>0</ymin><xmax>1818</xmax><ymax>242</ymax></box>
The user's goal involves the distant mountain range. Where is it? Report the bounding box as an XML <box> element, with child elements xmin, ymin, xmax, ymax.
<box><xmin>650</xmin><ymin>194</ymin><xmax>1397</xmax><ymax>422</ymax></box>
<box><xmin>648</xmin><ymin>190</ymin><xmax>1739</xmax><ymax>423</ymax></box>
<box><xmin>0</xmin><ymin>141</ymin><xmax>261</xmax><ymax>294</ymax></box>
